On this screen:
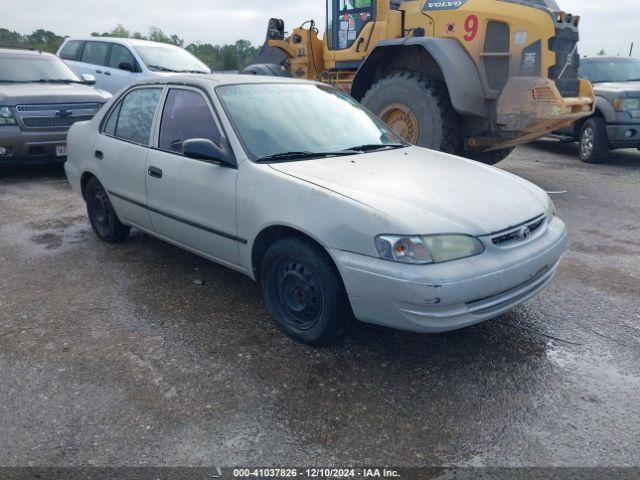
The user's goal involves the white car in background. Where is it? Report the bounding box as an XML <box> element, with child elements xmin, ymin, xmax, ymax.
<box><xmin>57</xmin><ymin>37</ymin><xmax>211</xmax><ymax>93</ymax></box>
<box><xmin>64</xmin><ymin>75</ymin><xmax>567</xmax><ymax>345</ymax></box>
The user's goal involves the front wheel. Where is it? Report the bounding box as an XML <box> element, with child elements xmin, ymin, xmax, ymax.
<box><xmin>261</xmin><ymin>238</ymin><xmax>351</xmax><ymax>345</ymax></box>
<box><xmin>85</xmin><ymin>177</ymin><xmax>130</xmax><ymax>243</ymax></box>
<box><xmin>579</xmin><ymin>118</ymin><xmax>609</xmax><ymax>164</ymax></box>
<box><xmin>361</xmin><ymin>71</ymin><xmax>460</xmax><ymax>153</ymax></box>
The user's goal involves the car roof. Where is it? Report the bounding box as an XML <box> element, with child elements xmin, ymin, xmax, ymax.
<box><xmin>0</xmin><ymin>48</ymin><xmax>57</xmax><ymax>58</ymax></box>
<box><xmin>62</xmin><ymin>37</ymin><xmax>184</xmax><ymax>48</ymax></box>
<box><xmin>129</xmin><ymin>73</ymin><xmax>321</xmax><ymax>89</ymax></box>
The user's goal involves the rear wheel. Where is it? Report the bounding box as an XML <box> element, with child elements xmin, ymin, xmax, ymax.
<box><xmin>85</xmin><ymin>177</ymin><xmax>130</xmax><ymax>243</ymax></box>
<box><xmin>261</xmin><ymin>237</ymin><xmax>351</xmax><ymax>345</ymax></box>
<box><xmin>579</xmin><ymin>118</ymin><xmax>609</xmax><ymax>164</ymax></box>
<box><xmin>361</xmin><ymin>71</ymin><xmax>460</xmax><ymax>154</ymax></box>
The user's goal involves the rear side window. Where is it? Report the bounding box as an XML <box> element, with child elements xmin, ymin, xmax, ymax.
<box><xmin>159</xmin><ymin>89</ymin><xmax>221</xmax><ymax>153</ymax></box>
<box><xmin>81</xmin><ymin>42</ymin><xmax>109</xmax><ymax>66</ymax></box>
<box><xmin>111</xmin><ymin>88</ymin><xmax>162</xmax><ymax>145</ymax></box>
<box><xmin>109</xmin><ymin>44</ymin><xmax>136</xmax><ymax>70</ymax></box>
<box><xmin>60</xmin><ymin>41</ymin><xmax>83</xmax><ymax>61</ymax></box>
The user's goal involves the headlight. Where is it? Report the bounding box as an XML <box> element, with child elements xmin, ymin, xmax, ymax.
<box><xmin>614</xmin><ymin>98</ymin><xmax>640</xmax><ymax>118</ymax></box>
<box><xmin>375</xmin><ymin>234</ymin><xmax>485</xmax><ymax>265</ymax></box>
<box><xmin>545</xmin><ymin>195</ymin><xmax>556</xmax><ymax>223</ymax></box>
<box><xmin>0</xmin><ymin>106</ymin><xmax>16</xmax><ymax>126</ymax></box>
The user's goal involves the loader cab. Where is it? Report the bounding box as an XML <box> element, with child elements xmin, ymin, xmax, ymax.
<box><xmin>327</xmin><ymin>0</ymin><xmax>376</xmax><ymax>53</ymax></box>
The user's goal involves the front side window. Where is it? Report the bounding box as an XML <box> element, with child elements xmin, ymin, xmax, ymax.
<box><xmin>159</xmin><ymin>89</ymin><xmax>221</xmax><ymax>153</ymax></box>
<box><xmin>133</xmin><ymin>45</ymin><xmax>209</xmax><ymax>73</ymax></box>
<box><xmin>217</xmin><ymin>83</ymin><xmax>402</xmax><ymax>161</ymax></box>
<box><xmin>60</xmin><ymin>41</ymin><xmax>84</xmax><ymax>61</ymax></box>
<box><xmin>0</xmin><ymin>54</ymin><xmax>79</xmax><ymax>83</ymax></box>
<box><xmin>109</xmin><ymin>44</ymin><xmax>137</xmax><ymax>70</ymax></box>
<box><xmin>112</xmin><ymin>88</ymin><xmax>162</xmax><ymax>145</ymax></box>
<box><xmin>81</xmin><ymin>42</ymin><xmax>110</xmax><ymax>66</ymax></box>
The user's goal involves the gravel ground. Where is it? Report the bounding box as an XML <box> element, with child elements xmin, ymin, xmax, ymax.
<box><xmin>0</xmin><ymin>140</ymin><xmax>639</xmax><ymax>468</ymax></box>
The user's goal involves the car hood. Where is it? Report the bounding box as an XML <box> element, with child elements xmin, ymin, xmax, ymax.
<box><xmin>269</xmin><ymin>147</ymin><xmax>548</xmax><ymax>236</ymax></box>
<box><xmin>593</xmin><ymin>81</ymin><xmax>640</xmax><ymax>96</ymax></box>
<box><xmin>0</xmin><ymin>83</ymin><xmax>111</xmax><ymax>105</ymax></box>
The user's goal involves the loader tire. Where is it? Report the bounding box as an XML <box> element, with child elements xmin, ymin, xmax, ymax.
<box><xmin>464</xmin><ymin>147</ymin><xmax>515</xmax><ymax>166</ymax></box>
<box><xmin>361</xmin><ymin>71</ymin><xmax>461</xmax><ymax>154</ymax></box>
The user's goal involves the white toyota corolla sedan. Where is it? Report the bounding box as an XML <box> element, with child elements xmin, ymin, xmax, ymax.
<box><xmin>65</xmin><ymin>75</ymin><xmax>567</xmax><ymax>344</ymax></box>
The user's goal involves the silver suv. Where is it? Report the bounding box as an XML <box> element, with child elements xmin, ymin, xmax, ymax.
<box><xmin>0</xmin><ymin>48</ymin><xmax>111</xmax><ymax>166</ymax></box>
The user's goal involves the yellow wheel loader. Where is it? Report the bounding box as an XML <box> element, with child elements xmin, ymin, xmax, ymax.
<box><xmin>245</xmin><ymin>0</ymin><xmax>595</xmax><ymax>164</ymax></box>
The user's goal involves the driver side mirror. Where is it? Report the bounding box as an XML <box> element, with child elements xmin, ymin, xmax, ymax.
<box><xmin>182</xmin><ymin>138</ymin><xmax>236</xmax><ymax>168</ymax></box>
<box><xmin>81</xmin><ymin>74</ymin><xmax>96</xmax><ymax>85</ymax></box>
<box><xmin>118</xmin><ymin>61</ymin><xmax>135</xmax><ymax>72</ymax></box>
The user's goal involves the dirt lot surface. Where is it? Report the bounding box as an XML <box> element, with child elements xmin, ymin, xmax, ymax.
<box><xmin>1</xmin><ymin>140</ymin><xmax>639</xmax><ymax>467</ymax></box>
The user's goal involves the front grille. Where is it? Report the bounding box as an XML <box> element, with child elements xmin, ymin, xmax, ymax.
<box><xmin>531</xmin><ymin>86</ymin><xmax>556</xmax><ymax>102</ymax></box>
<box><xmin>548</xmin><ymin>23</ymin><xmax>581</xmax><ymax>97</ymax></box>
<box><xmin>17</xmin><ymin>102</ymin><xmax>101</xmax><ymax>130</ymax></box>
<box><xmin>22</xmin><ymin>116</ymin><xmax>93</xmax><ymax>129</ymax></box>
<box><xmin>492</xmin><ymin>215</ymin><xmax>545</xmax><ymax>246</ymax></box>
<box><xmin>16</xmin><ymin>103</ymin><xmax>101</xmax><ymax>112</ymax></box>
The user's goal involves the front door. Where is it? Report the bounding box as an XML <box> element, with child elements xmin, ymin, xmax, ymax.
<box><xmin>145</xmin><ymin>87</ymin><xmax>240</xmax><ymax>267</ymax></box>
<box><xmin>95</xmin><ymin>86</ymin><xmax>164</xmax><ymax>231</ymax></box>
<box><xmin>332</xmin><ymin>0</ymin><xmax>376</xmax><ymax>54</ymax></box>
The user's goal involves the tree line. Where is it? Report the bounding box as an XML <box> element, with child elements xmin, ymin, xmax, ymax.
<box><xmin>0</xmin><ymin>25</ymin><xmax>261</xmax><ymax>71</ymax></box>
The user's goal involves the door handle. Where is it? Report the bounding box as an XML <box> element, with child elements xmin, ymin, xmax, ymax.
<box><xmin>95</xmin><ymin>69</ymin><xmax>103</xmax><ymax>74</ymax></box>
<box><xmin>103</xmin><ymin>71</ymin><xmax>111</xmax><ymax>76</ymax></box>
<box><xmin>94</xmin><ymin>150</ymin><xmax>103</xmax><ymax>160</ymax></box>
<box><xmin>148</xmin><ymin>166</ymin><xmax>163</xmax><ymax>179</ymax></box>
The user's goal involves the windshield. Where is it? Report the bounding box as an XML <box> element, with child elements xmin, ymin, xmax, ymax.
<box><xmin>133</xmin><ymin>45</ymin><xmax>210</xmax><ymax>73</ymax></box>
<box><xmin>217</xmin><ymin>83</ymin><xmax>405</xmax><ymax>161</ymax></box>
<box><xmin>580</xmin><ymin>59</ymin><xmax>640</xmax><ymax>83</ymax></box>
<box><xmin>0</xmin><ymin>54</ymin><xmax>80</xmax><ymax>83</ymax></box>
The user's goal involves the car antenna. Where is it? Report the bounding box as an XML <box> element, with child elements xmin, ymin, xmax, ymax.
<box><xmin>630</xmin><ymin>42</ymin><xmax>634</xmax><ymax>57</ymax></box>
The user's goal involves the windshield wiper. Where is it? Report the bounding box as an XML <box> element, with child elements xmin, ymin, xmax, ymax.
<box><xmin>176</xmin><ymin>69</ymin><xmax>209</xmax><ymax>74</ymax></box>
<box><xmin>147</xmin><ymin>65</ymin><xmax>180</xmax><ymax>73</ymax></box>
<box><xmin>24</xmin><ymin>79</ymin><xmax>82</xmax><ymax>84</ymax></box>
<box><xmin>344</xmin><ymin>143</ymin><xmax>406</xmax><ymax>152</ymax></box>
<box><xmin>256</xmin><ymin>150</ymin><xmax>359</xmax><ymax>163</ymax></box>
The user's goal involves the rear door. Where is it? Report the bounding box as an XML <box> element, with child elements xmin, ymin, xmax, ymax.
<box><xmin>145</xmin><ymin>86</ymin><xmax>240</xmax><ymax>267</ymax></box>
<box><xmin>104</xmin><ymin>44</ymin><xmax>141</xmax><ymax>93</ymax></box>
<box><xmin>94</xmin><ymin>86</ymin><xmax>165</xmax><ymax>231</ymax></box>
<box><xmin>79</xmin><ymin>41</ymin><xmax>112</xmax><ymax>91</ymax></box>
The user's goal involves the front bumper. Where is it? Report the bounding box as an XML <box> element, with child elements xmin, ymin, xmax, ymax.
<box><xmin>606</xmin><ymin>123</ymin><xmax>640</xmax><ymax>149</ymax></box>
<box><xmin>332</xmin><ymin>217</ymin><xmax>567</xmax><ymax>333</ymax></box>
<box><xmin>0</xmin><ymin>126</ymin><xmax>68</xmax><ymax>166</ymax></box>
<box><xmin>487</xmin><ymin>77</ymin><xmax>595</xmax><ymax>151</ymax></box>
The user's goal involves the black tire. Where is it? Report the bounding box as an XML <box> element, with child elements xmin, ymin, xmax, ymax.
<box><xmin>361</xmin><ymin>71</ymin><xmax>461</xmax><ymax>154</ymax></box>
<box><xmin>261</xmin><ymin>237</ymin><xmax>351</xmax><ymax>345</ymax></box>
<box><xmin>578</xmin><ymin>117</ymin><xmax>609</xmax><ymax>164</ymax></box>
<box><xmin>463</xmin><ymin>147</ymin><xmax>515</xmax><ymax>166</ymax></box>
<box><xmin>85</xmin><ymin>177</ymin><xmax>130</xmax><ymax>243</ymax></box>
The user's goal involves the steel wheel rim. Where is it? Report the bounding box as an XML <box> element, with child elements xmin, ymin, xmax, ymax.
<box><xmin>91</xmin><ymin>190</ymin><xmax>112</xmax><ymax>233</ymax></box>
<box><xmin>275</xmin><ymin>258</ymin><xmax>322</xmax><ymax>330</ymax></box>
<box><xmin>581</xmin><ymin>127</ymin><xmax>594</xmax><ymax>157</ymax></box>
<box><xmin>379</xmin><ymin>102</ymin><xmax>420</xmax><ymax>144</ymax></box>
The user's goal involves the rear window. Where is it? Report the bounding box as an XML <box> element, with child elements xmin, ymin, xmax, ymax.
<box><xmin>60</xmin><ymin>41</ymin><xmax>84</xmax><ymax>61</ymax></box>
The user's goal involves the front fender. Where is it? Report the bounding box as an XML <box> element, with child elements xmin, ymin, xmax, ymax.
<box><xmin>352</xmin><ymin>37</ymin><xmax>488</xmax><ymax>118</ymax></box>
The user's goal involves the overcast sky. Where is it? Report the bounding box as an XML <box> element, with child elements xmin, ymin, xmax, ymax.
<box><xmin>4</xmin><ymin>0</ymin><xmax>639</xmax><ymax>57</ymax></box>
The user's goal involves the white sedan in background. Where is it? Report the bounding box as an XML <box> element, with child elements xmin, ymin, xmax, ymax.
<box><xmin>64</xmin><ymin>75</ymin><xmax>567</xmax><ymax>344</ymax></box>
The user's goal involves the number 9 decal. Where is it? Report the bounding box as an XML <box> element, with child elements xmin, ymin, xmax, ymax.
<box><xmin>464</xmin><ymin>15</ymin><xmax>479</xmax><ymax>42</ymax></box>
